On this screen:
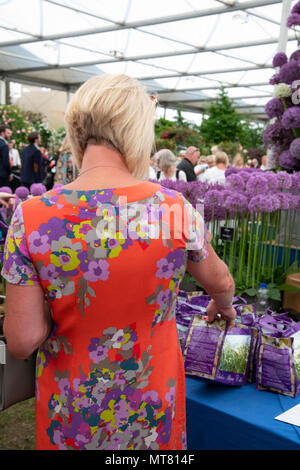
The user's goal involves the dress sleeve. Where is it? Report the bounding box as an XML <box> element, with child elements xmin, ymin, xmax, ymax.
<box><xmin>1</xmin><ymin>204</ymin><xmax>40</xmax><ymax>285</ymax></box>
<box><xmin>182</xmin><ymin>195</ymin><xmax>211</xmax><ymax>263</ymax></box>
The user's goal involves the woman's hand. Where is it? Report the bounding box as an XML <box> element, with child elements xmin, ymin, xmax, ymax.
<box><xmin>205</xmin><ymin>299</ymin><xmax>237</xmax><ymax>330</ymax></box>
<box><xmin>0</xmin><ymin>192</ymin><xmax>16</xmax><ymax>210</ymax></box>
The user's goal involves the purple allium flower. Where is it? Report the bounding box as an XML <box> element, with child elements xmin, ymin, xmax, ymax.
<box><xmin>225</xmin><ymin>167</ymin><xmax>238</xmax><ymax>177</ymax></box>
<box><xmin>279</xmin><ymin>149</ymin><xmax>298</xmax><ymax>169</ymax></box>
<box><xmin>276</xmin><ymin>171</ymin><xmax>292</xmax><ymax>190</ymax></box>
<box><xmin>246</xmin><ymin>174</ymin><xmax>269</xmax><ymax>196</ymax></box>
<box><xmin>264</xmin><ymin>98</ymin><xmax>284</xmax><ymax>119</ymax></box>
<box><xmin>291</xmin><ymin>172</ymin><xmax>300</xmax><ymax>193</ymax></box>
<box><xmin>269</xmin><ymin>73</ymin><xmax>281</xmax><ymax>85</ymax></box>
<box><xmin>262</xmin><ymin>122</ymin><xmax>291</xmax><ymax>149</ymax></box>
<box><xmin>15</xmin><ymin>186</ymin><xmax>29</xmax><ymax>201</ymax></box>
<box><xmin>290</xmin><ymin>137</ymin><xmax>300</xmax><ymax>159</ymax></box>
<box><xmin>276</xmin><ymin>193</ymin><xmax>292</xmax><ymax>210</ymax></box>
<box><xmin>287</xmin><ymin>13</ymin><xmax>300</xmax><ymax>28</ymax></box>
<box><xmin>0</xmin><ymin>186</ymin><xmax>12</xmax><ymax>193</ymax></box>
<box><xmin>248</xmin><ymin>194</ymin><xmax>279</xmax><ymax>213</ymax></box>
<box><xmin>226</xmin><ymin>194</ymin><xmax>248</xmax><ymax>213</ymax></box>
<box><xmin>264</xmin><ymin>171</ymin><xmax>279</xmax><ymax>192</ymax></box>
<box><xmin>281</xmin><ymin>106</ymin><xmax>300</xmax><ymax>128</ymax></box>
<box><xmin>272</xmin><ymin>52</ymin><xmax>288</xmax><ymax>68</ymax></box>
<box><xmin>204</xmin><ymin>190</ymin><xmax>223</xmax><ymax>207</ymax></box>
<box><xmin>278</xmin><ymin>60</ymin><xmax>300</xmax><ymax>84</ymax></box>
<box><xmin>291</xmin><ymin>1</ymin><xmax>300</xmax><ymax>15</ymax></box>
<box><xmin>225</xmin><ymin>173</ymin><xmax>245</xmax><ymax>191</ymax></box>
<box><xmin>30</xmin><ymin>183</ymin><xmax>47</xmax><ymax>196</ymax></box>
<box><xmin>290</xmin><ymin>50</ymin><xmax>300</xmax><ymax>61</ymax></box>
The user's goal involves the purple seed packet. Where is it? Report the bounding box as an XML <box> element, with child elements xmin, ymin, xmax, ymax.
<box><xmin>256</xmin><ymin>316</ymin><xmax>300</xmax><ymax>397</ymax></box>
<box><xmin>235</xmin><ymin>304</ymin><xmax>257</xmax><ymax>326</ymax></box>
<box><xmin>184</xmin><ymin>316</ymin><xmax>227</xmax><ymax>380</ymax></box>
<box><xmin>176</xmin><ymin>300</ymin><xmax>206</xmax><ymax>353</ymax></box>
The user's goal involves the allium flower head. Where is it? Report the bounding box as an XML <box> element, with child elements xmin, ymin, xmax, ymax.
<box><xmin>30</xmin><ymin>183</ymin><xmax>47</xmax><ymax>196</ymax></box>
<box><xmin>281</xmin><ymin>106</ymin><xmax>300</xmax><ymax>128</ymax></box>
<box><xmin>0</xmin><ymin>186</ymin><xmax>12</xmax><ymax>194</ymax></box>
<box><xmin>273</xmin><ymin>83</ymin><xmax>292</xmax><ymax>99</ymax></box>
<box><xmin>262</xmin><ymin>122</ymin><xmax>291</xmax><ymax>149</ymax></box>
<box><xmin>290</xmin><ymin>137</ymin><xmax>300</xmax><ymax>160</ymax></box>
<box><xmin>287</xmin><ymin>13</ymin><xmax>300</xmax><ymax>28</ymax></box>
<box><xmin>278</xmin><ymin>60</ymin><xmax>300</xmax><ymax>84</ymax></box>
<box><xmin>248</xmin><ymin>194</ymin><xmax>279</xmax><ymax>213</ymax></box>
<box><xmin>291</xmin><ymin>172</ymin><xmax>300</xmax><ymax>193</ymax></box>
<box><xmin>264</xmin><ymin>171</ymin><xmax>279</xmax><ymax>192</ymax></box>
<box><xmin>269</xmin><ymin>73</ymin><xmax>281</xmax><ymax>85</ymax></box>
<box><xmin>290</xmin><ymin>50</ymin><xmax>300</xmax><ymax>61</ymax></box>
<box><xmin>225</xmin><ymin>173</ymin><xmax>245</xmax><ymax>191</ymax></box>
<box><xmin>204</xmin><ymin>190</ymin><xmax>223</xmax><ymax>207</ymax></box>
<box><xmin>279</xmin><ymin>149</ymin><xmax>298</xmax><ymax>170</ymax></box>
<box><xmin>15</xmin><ymin>186</ymin><xmax>29</xmax><ymax>201</ymax></box>
<box><xmin>264</xmin><ymin>98</ymin><xmax>284</xmax><ymax>119</ymax></box>
<box><xmin>272</xmin><ymin>52</ymin><xmax>288</xmax><ymax>68</ymax></box>
<box><xmin>276</xmin><ymin>171</ymin><xmax>292</xmax><ymax>190</ymax></box>
<box><xmin>225</xmin><ymin>167</ymin><xmax>238</xmax><ymax>177</ymax></box>
<box><xmin>291</xmin><ymin>1</ymin><xmax>300</xmax><ymax>15</ymax></box>
<box><xmin>276</xmin><ymin>193</ymin><xmax>292</xmax><ymax>210</ymax></box>
<box><xmin>246</xmin><ymin>174</ymin><xmax>269</xmax><ymax>197</ymax></box>
<box><xmin>226</xmin><ymin>194</ymin><xmax>248</xmax><ymax>213</ymax></box>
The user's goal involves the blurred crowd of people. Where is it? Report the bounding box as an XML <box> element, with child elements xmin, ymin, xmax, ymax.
<box><xmin>149</xmin><ymin>144</ymin><xmax>267</xmax><ymax>185</ymax></box>
<box><xmin>0</xmin><ymin>124</ymin><xmax>77</xmax><ymax>192</ymax></box>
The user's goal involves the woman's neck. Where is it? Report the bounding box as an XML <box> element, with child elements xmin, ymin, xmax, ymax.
<box><xmin>64</xmin><ymin>144</ymin><xmax>142</xmax><ymax>190</ymax></box>
<box><xmin>163</xmin><ymin>166</ymin><xmax>175</xmax><ymax>178</ymax></box>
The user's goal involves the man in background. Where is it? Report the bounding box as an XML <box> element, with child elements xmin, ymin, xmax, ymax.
<box><xmin>176</xmin><ymin>146</ymin><xmax>199</xmax><ymax>181</ymax></box>
<box><xmin>20</xmin><ymin>131</ymin><xmax>44</xmax><ymax>189</ymax></box>
<box><xmin>0</xmin><ymin>125</ymin><xmax>12</xmax><ymax>187</ymax></box>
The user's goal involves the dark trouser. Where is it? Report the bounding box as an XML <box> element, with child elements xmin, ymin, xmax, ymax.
<box><xmin>20</xmin><ymin>181</ymin><xmax>32</xmax><ymax>189</ymax></box>
<box><xmin>0</xmin><ymin>177</ymin><xmax>9</xmax><ymax>187</ymax></box>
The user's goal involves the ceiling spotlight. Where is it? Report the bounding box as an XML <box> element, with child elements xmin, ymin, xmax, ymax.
<box><xmin>109</xmin><ymin>50</ymin><xmax>124</xmax><ymax>59</ymax></box>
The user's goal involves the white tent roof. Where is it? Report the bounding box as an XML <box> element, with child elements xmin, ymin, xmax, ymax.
<box><xmin>0</xmin><ymin>0</ymin><xmax>299</xmax><ymax>119</ymax></box>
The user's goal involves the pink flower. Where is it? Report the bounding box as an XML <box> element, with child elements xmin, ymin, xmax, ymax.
<box><xmin>16</xmin><ymin>130</ymin><xmax>20</xmax><ymax>134</ymax></box>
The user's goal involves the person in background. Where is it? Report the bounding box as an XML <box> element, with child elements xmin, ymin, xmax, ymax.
<box><xmin>20</xmin><ymin>131</ymin><xmax>44</xmax><ymax>189</ymax></box>
<box><xmin>260</xmin><ymin>154</ymin><xmax>267</xmax><ymax>170</ymax></box>
<box><xmin>2</xmin><ymin>73</ymin><xmax>236</xmax><ymax>451</ymax></box>
<box><xmin>178</xmin><ymin>150</ymin><xmax>186</xmax><ymax>162</ymax></box>
<box><xmin>55</xmin><ymin>137</ymin><xmax>78</xmax><ymax>185</ymax></box>
<box><xmin>194</xmin><ymin>155</ymin><xmax>209</xmax><ymax>182</ymax></box>
<box><xmin>211</xmin><ymin>145</ymin><xmax>219</xmax><ymax>156</ymax></box>
<box><xmin>8</xmin><ymin>141</ymin><xmax>21</xmax><ymax>169</ymax></box>
<box><xmin>202</xmin><ymin>151</ymin><xmax>228</xmax><ymax>185</ymax></box>
<box><xmin>0</xmin><ymin>125</ymin><xmax>12</xmax><ymax>187</ymax></box>
<box><xmin>148</xmin><ymin>153</ymin><xmax>157</xmax><ymax>180</ymax></box>
<box><xmin>176</xmin><ymin>146</ymin><xmax>199</xmax><ymax>181</ymax></box>
<box><xmin>232</xmin><ymin>153</ymin><xmax>244</xmax><ymax>169</ymax></box>
<box><xmin>206</xmin><ymin>154</ymin><xmax>216</xmax><ymax>169</ymax></box>
<box><xmin>155</xmin><ymin>148</ymin><xmax>187</xmax><ymax>181</ymax></box>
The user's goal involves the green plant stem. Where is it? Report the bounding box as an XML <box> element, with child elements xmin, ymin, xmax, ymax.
<box><xmin>246</xmin><ymin>213</ymin><xmax>255</xmax><ymax>287</ymax></box>
<box><xmin>223</xmin><ymin>210</ymin><xmax>228</xmax><ymax>263</ymax></box>
<box><xmin>252</xmin><ymin>212</ymin><xmax>261</xmax><ymax>289</ymax></box>
<box><xmin>238</xmin><ymin>212</ymin><xmax>248</xmax><ymax>285</ymax></box>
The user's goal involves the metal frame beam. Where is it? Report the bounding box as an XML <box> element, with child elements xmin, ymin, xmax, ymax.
<box><xmin>4</xmin><ymin>35</ymin><xmax>294</xmax><ymax>75</ymax></box>
<box><xmin>0</xmin><ymin>0</ymin><xmax>282</xmax><ymax>48</ymax></box>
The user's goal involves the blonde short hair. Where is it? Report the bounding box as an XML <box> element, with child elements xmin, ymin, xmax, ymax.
<box><xmin>215</xmin><ymin>150</ymin><xmax>229</xmax><ymax>166</ymax></box>
<box><xmin>64</xmin><ymin>74</ymin><xmax>156</xmax><ymax>179</ymax></box>
<box><xmin>154</xmin><ymin>149</ymin><xmax>177</xmax><ymax>171</ymax></box>
<box><xmin>206</xmin><ymin>154</ymin><xmax>216</xmax><ymax>165</ymax></box>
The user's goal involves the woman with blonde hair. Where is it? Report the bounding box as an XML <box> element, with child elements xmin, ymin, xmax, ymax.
<box><xmin>155</xmin><ymin>148</ymin><xmax>187</xmax><ymax>181</ymax></box>
<box><xmin>2</xmin><ymin>74</ymin><xmax>235</xmax><ymax>450</ymax></box>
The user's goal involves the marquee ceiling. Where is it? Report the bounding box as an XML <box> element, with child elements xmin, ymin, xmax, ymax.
<box><xmin>0</xmin><ymin>0</ymin><xmax>299</xmax><ymax>120</ymax></box>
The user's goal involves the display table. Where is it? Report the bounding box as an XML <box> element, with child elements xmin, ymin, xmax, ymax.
<box><xmin>185</xmin><ymin>376</ymin><xmax>300</xmax><ymax>450</ymax></box>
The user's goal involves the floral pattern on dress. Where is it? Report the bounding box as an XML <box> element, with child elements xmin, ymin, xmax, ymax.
<box><xmin>1</xmin><ymin>182</ymin><xmax>208</xmax><ymax>450</ymax></box>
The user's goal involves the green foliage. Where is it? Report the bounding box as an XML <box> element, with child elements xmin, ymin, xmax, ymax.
<box><xmin>199</xmin><ymin>88</ymin><xmax>242</xmax><ymax>145</ymax></box>
<box><xmin>155</xmin><ymin>110</ymin><xmax>203</xmax><ymax>152</ymax></box>
<box><xmin>199</xmin><ymin>88</ymin><xmax>265</xmax><ymax>151</ymax></box>
<box><xmin>0</xmin><ymin>104</ymin><xmax>32</xmax><ymax>150</ymax></box>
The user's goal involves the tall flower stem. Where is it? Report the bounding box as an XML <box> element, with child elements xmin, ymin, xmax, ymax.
<box><xmin>223</xmin><ymin>209</ymin><xmax>228</xmax><ymax>263</ymax></box>
<box><xmin>256</xmin><ymin>212</ymin><xmax>266</xmax><ymax>285</ymax></box>
<box><xmin>238</xmin><ymin>212</ymin><xmax>248</xmax><ymax>285</ymax></box>
<box><xmin>252</xmin><ymin>212</ymin><xmax>261</xmax><ymax>289</ymax></box>
<box><xmin>246</xmin><ymin>213</ymin><xmax>255</xmax><ymax>288</ymax></box>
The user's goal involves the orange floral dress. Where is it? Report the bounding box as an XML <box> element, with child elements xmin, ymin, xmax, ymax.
<box><xmin>2</xmin><ymin>181</ymin><xmax>208</xmax><ymax>450</ymax></box>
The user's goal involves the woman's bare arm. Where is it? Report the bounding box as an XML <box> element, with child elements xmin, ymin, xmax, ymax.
<box><xmin>3</xmin><ymin>283</ymin><xmax>52</xmax><ymax>359</ymax></box>
<box><xmin>187</xmin><ymin>243</ymin><xmax>236</xmax><ymax>328</ymax></box>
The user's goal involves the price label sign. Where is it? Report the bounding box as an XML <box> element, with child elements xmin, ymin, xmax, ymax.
<box><xmin>220</xmin><ymin>227</ymin><xmax>234</xmax><ymax>241</ymax></box>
